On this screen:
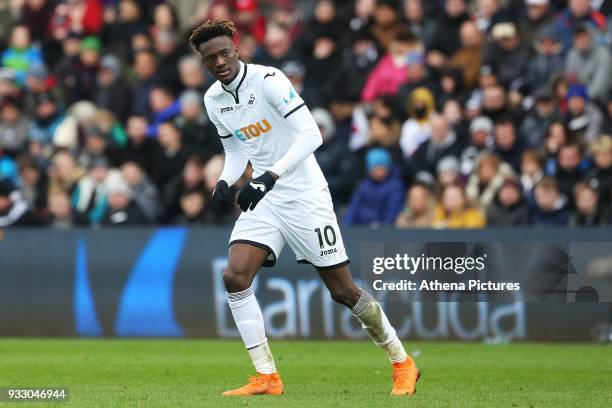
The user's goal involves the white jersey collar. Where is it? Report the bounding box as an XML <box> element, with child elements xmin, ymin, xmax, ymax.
<box><xmin>221</xmin><ymin>61</ymin><xmax>246</xmax><ymax>92</ymax></box>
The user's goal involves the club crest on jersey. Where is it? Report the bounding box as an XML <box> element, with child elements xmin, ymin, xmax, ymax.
<box><xmin>233</xmin><ymin>118</ymin><xmax>272</xmax><ymax>141</ymax></box>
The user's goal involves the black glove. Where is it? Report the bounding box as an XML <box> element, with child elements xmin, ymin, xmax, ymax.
<box><xmin>211</xmin><ymin>180</ymin><xmax>234</xmax><ymax>208</ymax></box>
<box><xmin>237</xmin><ymin>171</ymin><xmax>276</xmax><ymax>212</ymax></box>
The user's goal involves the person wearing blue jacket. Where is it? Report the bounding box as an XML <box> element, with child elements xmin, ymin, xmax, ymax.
<box><xmin>344</xmin><ymin>147</ymin><xmax>405</xmax><ymax>227</ymax></box>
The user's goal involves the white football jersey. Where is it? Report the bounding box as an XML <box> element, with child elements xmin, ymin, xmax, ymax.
<box><xmin>204</xmin><ymin>62</ymin><xmax>327</xmax><ymax>203</ymax></box>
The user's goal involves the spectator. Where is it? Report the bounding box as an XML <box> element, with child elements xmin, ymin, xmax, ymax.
<box><xmin>255</xmin><ymin>23</ymin><xmax>295</xmax><ymax>68</ymax></box>
<box><xmin>46</xmin><ymin>188</ymin><xmax>77</xmax><ymax>229</ymax></box>
<box><xmin>101</xmin><ymin>179</ymin><xmax>147</xmax><ymax>226</ymax></box>
<box><xmin>131</xmin><ymin>50</ymin><xmax>158</xmax><ymax>117</ymax></box>
<box><xmin>369</xmin><ymin>0</ymin><xmax>406</xmax><ymax>52</ymax></box>
<box><xmin>62</xmin><ymin>36</ymin><xmax>103</xmax><ymax>105</ymax></box>
<box><xmin>399</xmin><ymin>87</ymin><xmax>435</xmax><ymax>158</ymax></box>
<box><xmin>0</xmin><ymin>96</ymin><xmax>30</xmax><ymax>156</ymax></box>
<box><xmin>409</xmin><ymin>114</ymin><xmax>463</xmax><ymax>177</ymax></box>
<box><xmin>175</xmin><ymin>189</ymin><xmax>213</xmax><ymax>226</ymax></box>
<box><xmin>403</xmin><ymin>0</ymin><xmax>436</xmax><ymax>48</ymax></box>
<box><xmin>394</xmin><ymin>54</ymin><xmax>438</xmax><ymax>114</ymax></box>
<box><xmin>47</xmin><ymin>151</ymin><xmax>85</xmax><ymax>195</ymax></box>
<box><xmin>521</xmin><ymin>87</ymin><xmax>560</xmax><ymax>148</ymax></box>
<box><xmin>1</xmin><ymin>25</ymin><xmax>43</xmax><ymax>87</ymax></box>
<box><xmin>361</xmin><ymin>30</ymin><xmax>418</xmax><ymax>102</ymax></box>
<box><xmin>585</xmin><ymin>135</ymin><xmax>612</xmax><ymax>207</ymax></box>
<box><xmin>448</xmin><ymin>20</ymin><xmax>483</xmax><ymax>90</ymax></box>
<box><xmin>554</xmin><ymin>0</ymin><xmax>608</xmax><ymax>50</ymax></box>
<box><xmin>153</xmin><ymin>30</ymin><xmax>185</xmax><ymax>91</ymax></box>
<box><xmin>29</xmin><ymin>92</ymin><xmax>65</xmax><ymax>147</ymax></box>
<box><xmin>22</xmin><ymin>0</ymin><xmax>55</xmax><ymax>43</ymax></box>
<box><xmin>427</xmin><ymin>0</ymin><xmax>469</xmax><ymax>64</ymax></box>
<box><xmin>460</xmin><ymin>116</ymin><xmax>494</xmax><ymax>176</ymax></box>
<box><xmin>520</xmin><ymin>0</ymin><xmax>556</xmax><ymax>46</ymax></box>
<box><xmin>526</xmin><ymin>24</ymin><xmax>564</xmax><ymax>91</ymax></box>
<box><xmin>17</xmin><ymin>155</ymin><xmax>48</xmax><ymax>222</ymax></box>
<box><xmin>554</xmin><ymin>141</ymin><xmax>588</xmax><ymax>203</ymax></box>
<box><xmin>153</xmin><ymin>121</ymin><xmax>187</xmax><ymax>193</ymax></box>
<box><xmin>0</xmin><ymin>179</ymin><xmax>35</xmax><ymax>227</ymax></box>
<box><xmin>344</xmin><ymin>148</ymin><xmax>405</xmax><ymax>226</ymax></box>
<box><xmin>313</xmin><ymin>108</ymin><xmax>357</xmax><ymax>206</ymax></box>
<box><xmin>520</xmin><ymin>149</ymin><xmax>545</xmax><ymax>197</ymax></box>
<box><xmin>122</xmin><ymin>115</ymin><xmax>158</xmax><ymax>175</ymax></box>
<box><xmin>486</xmin><ymin>177</ymin><xmax>530</xmax><ymax>226</ymax></box>
<box><xmin>530</xmin><ymin>176</ymin><xmax>570</xmax><ymax>226</ymax></box>
<box><xmin>565</xmin><ymin>83</ymin><xmax>604</xmax><ymax>142</ymax></box>
<box><xmin>95</xmin><ymin>54</ymin><xmax>131</xmax><ymax>123</ymax></box>
<box><xmin>432</xmin><ymin>182</ymin><xmax>486</xmax><ymax>228</ymax></box>
<box><xmin>493</xmin><ymin>118</ymin><xmax>524</xmax><ymax>173</ymax></box>
<box><xmin>162</xmin><ymin>154</ymin><xmax>206</xmax><ymax>223</ymax></box>
<box><xmin>120</xmin><ymin>161</ymin><xmax>161</xmax><ymax>223</ymax></box>
<box><xmin>175</xmin><ymin>90</ymin><xmax>221</xmax><ymax>160</ymax></box>
<box><xmin>436</xmin><ymin>155</ymin><xmax>461</xmax><ymax>188</ymax></box>
<box><xmin>395</xmin><ymin>181</ymin><xmax>435</xmax><ymax>228</ymax></box>
<box><xmin>542</xmin><ymin>120</ymin><xmax>570</xmax><ymax>174</ymax></box>
<box><xmin>466</xmin><ymin>153</ymin><xmax>515</xmax><ymax>208</ymax></box>
<box><xmin>570</xmin><ymin>181</ymin><xmax>608</xmax><ymax>226</ymax></box>
<box><xmin>234</xmin><ymin>0</ymin><xmax>267</xmax><ymax>45</ymax></box>
<box><xmin>482</xmin><ymin>21</ymin><xmax>531</xmax><ymax>89</ymax></box>
<box><xmin>565</xmin><ymin>24</ymin><xmax>611</xmax><ymax>105</ymax></box>
<box><xmin>102</xmin><ymin>0</ymin><xmax>148</xmax><ymax>61</ymax></box>
<box><xmin>178</xmin><ymin>55</ymin><xmax>212</xmax><ymax>94</ymax></box>
<box><xmin>148</xmin><ymin>85</ymin><xmax>181</xmax><ymax>136</ymax></box>
<box><xmin>72</xmin><ymin>156</ymin><xmax>123</xmax><ymax>225</ymax></box>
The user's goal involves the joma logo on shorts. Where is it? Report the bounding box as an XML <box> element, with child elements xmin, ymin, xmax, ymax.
<box><xmin>220</xmin><ymin>106</ymin><xmax>233</xmax><ymax>113</ymax></box>
<box><xmin>320</xmin><ymin>248</ymin><xmax>338</xmax><ymax>256</ymax></box>
<box><xmin>233</xmin><ymin>118</ymin><xmax>272</xmax><ymax>141</ymax></box>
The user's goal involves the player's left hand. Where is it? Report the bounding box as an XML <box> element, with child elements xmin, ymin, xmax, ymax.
<box><xmin>237</xmin><ymin>171</ymin><xmax>277</xmax><ymax>211</ymax></box>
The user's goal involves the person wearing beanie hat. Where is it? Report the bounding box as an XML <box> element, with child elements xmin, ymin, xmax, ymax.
<box><xmin>344</xmin><ymin>147</ymin><xmax>405</xmax><ymax>227</ymax></box>
<box><xmin>101</xmin><ymin>178</ymin><xmax>148</xmax><ymax>226</ymax></box>
<box><xmin>436</xmin><ymin>155</ymin><xmax>460</xmax><ymax>187</ymax></box>
<box><xmin>566</xmin><ymin>83</ymin><xmax>605</xmax><ymax>141</ymax></box>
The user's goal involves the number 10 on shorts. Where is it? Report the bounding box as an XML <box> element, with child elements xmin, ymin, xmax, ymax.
<box><xmin>315</xmin><ymin>226</ymin><xmax>337</xmax><ymax>249</ymax></box>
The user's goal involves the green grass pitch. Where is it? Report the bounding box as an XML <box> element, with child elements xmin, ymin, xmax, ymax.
<box><xmin>1</xmin><ymin>339</ymin><xmax>611</xmax><ymax>407</ymax></box>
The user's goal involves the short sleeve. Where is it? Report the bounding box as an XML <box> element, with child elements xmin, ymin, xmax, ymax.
<box><xmin>261</xmin><ymin>69</ymin><xmax>306</xmax><ymax>118</ymax></box>
<box><xmin>204</xmin><ymin>96</ymin><xmax>231</xmax><ymax>137</ymax></box>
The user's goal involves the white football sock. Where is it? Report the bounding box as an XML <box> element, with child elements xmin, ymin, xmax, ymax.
<box><xmin>227</xmin><ymin>285</ymin><xmax>277</xmax><ymax>374</ymax></box>
<box><xmin>351</xmin><ymin>289</ymin><xmax>408</xmax><ymax>363</ymax></box>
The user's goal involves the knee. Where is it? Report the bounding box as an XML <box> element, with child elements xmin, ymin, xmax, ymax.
<box><xmin>329</xmin><ymin>286</ymin><xmax>362</xmax><ymax>308</ymax></box>
<box><xmin>223</xmin><ymin>261</ymin><xmax>254</xmax><ymax>292</ymax></box>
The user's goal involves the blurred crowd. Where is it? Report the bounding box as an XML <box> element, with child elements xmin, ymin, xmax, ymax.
<box><xmin>0</xmin><ymin>0</ymin><xmax>611</xmax><ymax>229</ymax></box>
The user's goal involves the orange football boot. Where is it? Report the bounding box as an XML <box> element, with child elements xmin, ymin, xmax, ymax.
<box><xmin>391</xmin><ymin>356</ymin><xmax>420</xmax><ymax>395</ymax></box>
<box><xmin>222</xmin><ymin>372</ymin><xmax>284</xmax><ymax>396</ymax></box>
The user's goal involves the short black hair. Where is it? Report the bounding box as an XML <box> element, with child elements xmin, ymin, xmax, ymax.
<box><xmin>189</xmin><ymin>19</ymin><xmax>237</xmax><ymax>51</ymax></box>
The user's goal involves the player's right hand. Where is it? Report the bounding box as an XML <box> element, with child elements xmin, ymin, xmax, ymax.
<box><xmin>212</xmin><ymin>180</ymin><xmax>234</xmax><ymax>207</ymax></box>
